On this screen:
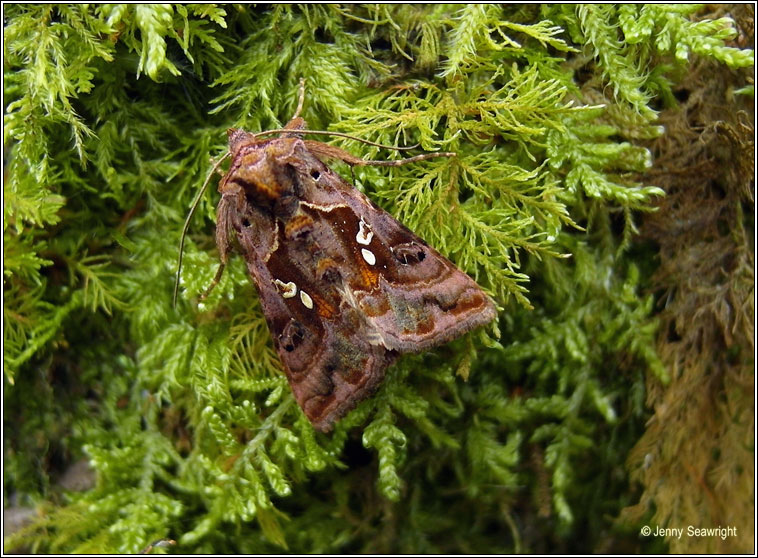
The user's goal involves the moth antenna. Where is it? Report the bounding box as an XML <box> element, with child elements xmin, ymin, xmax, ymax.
<box><xmin>305</xmin><ymin>140</ymin><xmax>455</xmax><ymax>169</ymax></box>
<box><xmin>250</xmin><ymin>128</ymin><xmax>421</xmax><ymax>151</ymax></box>
<box><xmin>292</xmin><ymin>77</ymin><xmax>306</xmax><ymax>120</ymax></box>
<box><xmin>173</xmin><ymin>152</ymin><xmax>230</xmax><ymax>307</ymax></box>
<box><xmin>351</xmin><ymin>151</ymin><xmax>456</xmax><ymax>167</ymax></box>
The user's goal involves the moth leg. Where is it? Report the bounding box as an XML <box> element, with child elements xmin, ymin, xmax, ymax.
<box><xmin>199</xmin><ymin>262</ymin><xmax>226</xmax><ymax>301</ymax></box>
<box><xmin>292</xmin><ymin>77</ymin><xmax>306</xmax><ymax>120</ymax></box>
<box><xmin>281</xmin><ymin>79</ymin><xmax>309</xmax><ymax>133</ymax></box>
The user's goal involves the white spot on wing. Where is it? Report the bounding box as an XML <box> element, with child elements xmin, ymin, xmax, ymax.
<box><xmin>300</xmin><ymin>290</ymin><xmax>314</xmax><ymax>309</ymax></box>
<box><xmin>361</xmin><ymin>248</ymin><xmax>376</xmax><ymax>265</ymax></box>
<box><xmin>273</xmin><ymin>279</ymin><xmax>297</xmax><ymax>298</ymax></box>
<box><xmin>356</xmin><ymin>218</ymin><xmax>373</xmax><ymax>245</ymax></box>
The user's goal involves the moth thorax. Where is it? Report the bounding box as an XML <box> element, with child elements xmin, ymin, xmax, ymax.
<box><xmin>284</xmin><ymin>213</ymin><xmax>314</xmax><ymax>240</ymax></box>
<box><xmin>231</xmin><ymin>150</ymin><xmax>294</xmax><ymax>206</ymax></box>
<box><xmin>274</xmin><ymin>194</ymin><xmax>300</xmax><ymax>219</ymax></box>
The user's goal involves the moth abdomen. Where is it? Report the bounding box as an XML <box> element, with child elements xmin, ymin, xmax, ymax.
<box><xmin>316</xmin><ymin>257</ymin><xmax>342</xmax><ymax>283</ymax></box>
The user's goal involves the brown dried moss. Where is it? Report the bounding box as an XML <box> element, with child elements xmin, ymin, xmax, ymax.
<box><xmin>620</xmin><ymin>5</ymin><xmax>754</xmax><ymax>553</ymax></box>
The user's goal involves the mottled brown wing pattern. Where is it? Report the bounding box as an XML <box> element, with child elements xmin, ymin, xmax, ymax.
<box><xmin>215</xmin><ymin>124</ymin><xmax>495</xmax><ymax>432</ymax></box>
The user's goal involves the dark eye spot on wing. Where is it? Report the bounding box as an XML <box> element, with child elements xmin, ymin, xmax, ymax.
<box><xmin>394</xmin><ymin>242</ymin><xmax>426</xmax><ymax>265</ymax></box>
<box><xmin>280</xmin><ymin>320</ymin><xmax>306</xmax><ymax>352</ymax></box>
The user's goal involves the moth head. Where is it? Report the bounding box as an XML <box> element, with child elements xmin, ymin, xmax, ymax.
<box><xmin>227</xmin><ymin>128</ymin><xmax>255</xmax><ymax>153</ymax></box>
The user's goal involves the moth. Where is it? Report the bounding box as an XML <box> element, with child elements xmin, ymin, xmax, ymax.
<box><xmin>176</xmin><ymin>85</ymin><xmax>496</xmax><ymax>432</ymax></box>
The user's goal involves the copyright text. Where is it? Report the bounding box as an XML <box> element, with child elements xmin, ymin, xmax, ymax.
<box><xmin>640</xmin><ymin>525</ymin><xmax>738</xmax><ymax>540</ymax></box>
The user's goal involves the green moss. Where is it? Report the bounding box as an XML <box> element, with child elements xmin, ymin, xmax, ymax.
<box><xmin>3</xmin><ymin>4</ymin><xmax>753</xmax><ymax>554</ymax></box>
